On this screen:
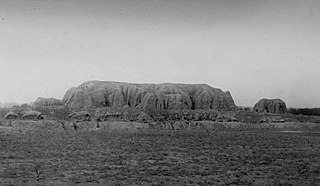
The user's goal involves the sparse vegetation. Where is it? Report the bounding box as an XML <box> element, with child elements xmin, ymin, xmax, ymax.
<box><xmin>0</xmin><ymin>129</ymin><xmax>319</xmax><ymax>185</ymax></box>
<box><xmin>0</xmin><ymin>103</ymin><xmax>320</xmax><ymax>185</ymax></box>
<box><xmin>289</xmin><ymin>108</ymin><xmax>320</xmax><ymax>116</ymax></box>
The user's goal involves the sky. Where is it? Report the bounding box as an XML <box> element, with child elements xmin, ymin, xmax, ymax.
<box><xmin>0</xmin><ymin>0</ymin><xmax>320</xmax><ymax>108</ymax></box>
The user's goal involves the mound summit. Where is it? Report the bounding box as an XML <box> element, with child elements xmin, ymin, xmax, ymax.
<box><xmin>63</xmin><ymin>81</ymin><xmax>237</xmax><ymax>111</ymax></box>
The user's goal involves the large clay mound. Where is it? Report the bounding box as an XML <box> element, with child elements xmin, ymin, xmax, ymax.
<box><xmin>63</xmin><ymin>81</ymin><xmax>237</xmax><ymax>111</ymax></box>
<box><xmin>253</xmin><ymin>98</ymin><xmax>287</xmax><ymax>114</ymax></box>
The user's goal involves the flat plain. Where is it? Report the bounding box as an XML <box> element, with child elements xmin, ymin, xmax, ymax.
<box><xmin>0</xmin><ymin>128</ymin><xmax>319</xmax><ymax>185</ymax></box>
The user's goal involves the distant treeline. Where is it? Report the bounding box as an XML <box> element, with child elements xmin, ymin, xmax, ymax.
<box><xmin>288</xmin><ymin>108</ymin><xmax>320</xmax><ymax>116</ymax></box>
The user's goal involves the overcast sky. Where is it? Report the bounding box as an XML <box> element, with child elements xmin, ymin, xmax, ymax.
<box><xmin>0</xmin><ymin>0</ymin><xmax>319</xmax><ymax>107</ymax></box>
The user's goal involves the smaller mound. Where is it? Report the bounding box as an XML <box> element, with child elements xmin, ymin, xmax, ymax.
<box><xmin>33</xmin><ymin>97</ymin><xmax>64</xmax><ymax>107</ymax></box>
<box><xmin>253</xmin><ymin>98</ymin><xmax>287</xmax><ymax>114</ymax></box>
<box><xmin>22</xmin><ymin>111</ymin><xmax>45</xmax><ymax>120</ymax></box>
<box><xmin>4</xmin><ymin>111</ymin><xmax>19</xmax><ymax>120</ymax></box>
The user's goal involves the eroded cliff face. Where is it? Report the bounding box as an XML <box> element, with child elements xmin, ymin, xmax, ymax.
<box><xmin>63</xmin><ymin>81</ymin><xmax>237</xmax><ymax>111</ymax></box>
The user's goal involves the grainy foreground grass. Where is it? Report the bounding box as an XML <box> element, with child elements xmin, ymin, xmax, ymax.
<box><xmin>0</xmin><ymin>129</ymin><xmax>319</xmax><ymax>185</ymax></box>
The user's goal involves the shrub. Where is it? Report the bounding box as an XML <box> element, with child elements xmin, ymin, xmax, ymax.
<box><xmin>289</xmin><ymin>108</ymin><xmax>320</xmax><ymax>116</ymax></box>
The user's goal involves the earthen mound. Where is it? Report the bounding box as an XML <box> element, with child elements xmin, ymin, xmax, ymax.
<box><xmin>253</xmin><ymin>98</ymin><xmax>287</xmax><ymax>114</ymax></box>
<box><xmin>4</xmin><ymin>111</ymin><xmax>19</xmax><ymax>120</ymax></box>
<box><xmin>63</xmin><ymin>81</ymin><xmax>237</xmax><ymax>111</ymax></box>
<box><xmin>33</xmin><ymin>97</ymin><xmax>64</xmax><ymax>107</ymax></box>
<box><xmin>21</xmin><ymin>111</ymin><xmax>45</xmax><ymax>120</ymax></box>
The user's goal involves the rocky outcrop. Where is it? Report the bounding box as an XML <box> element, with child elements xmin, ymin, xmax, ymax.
<box><xmin>33</xmin><ymin>97</ymin><xmax>64</xmax><ymax>107</ymax></box>
<box><xmin>253</xmin><ymin>98</ymin><xmax>287</xmax><ymax>114</ymax></box>
<box><xmin>63</xmin><ymin>81</ymin><xmax>237</xmax><ymax>111</ymax></box>
<box><xmin>67</xmin><ymin>110</ymin><xmax>91</xmax><ymax>121</ymax></box>
<box><xmin>93</xmin><ymin>108</ymin><xmax>153</xmax><ymax>123</ymax></box>
<box><xmin>94</xmin><ymin>109</ymin><xmax>129</xmax><ymax>121</ymax></box>
<box><xmin>136</xmin><ymin>112</ymin><xmax>153</xmax><ymax>123</ymax></box>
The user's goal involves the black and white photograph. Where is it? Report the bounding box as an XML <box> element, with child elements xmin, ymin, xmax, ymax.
<box><xmin>0</xmin><ymin>0</ymin><xmax>319</xmax><ymax>185</ymax></box>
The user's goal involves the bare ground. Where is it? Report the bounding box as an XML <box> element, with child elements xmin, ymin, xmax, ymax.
<box><xmin>0</xmin><ymin>128</ymin><xmax>320</xmax><ymax>185</ymax></box>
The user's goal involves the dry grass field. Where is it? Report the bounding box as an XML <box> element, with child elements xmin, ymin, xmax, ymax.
<box><xmin>0</xmin><ymin>126</ymin><xmax>320</xmax><ymax>186</ymax></box>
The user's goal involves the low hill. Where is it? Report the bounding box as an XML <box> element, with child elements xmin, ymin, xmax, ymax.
<box><xmin>33</xmin><ymin>97</ymin><xmax>64</xmax><ymax>107</ymax></box>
